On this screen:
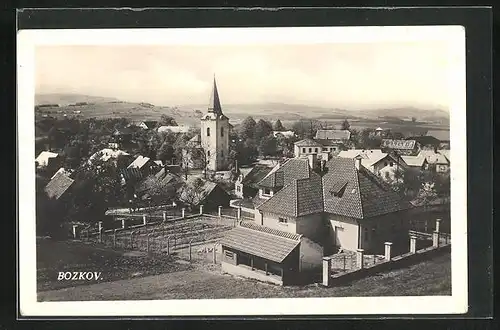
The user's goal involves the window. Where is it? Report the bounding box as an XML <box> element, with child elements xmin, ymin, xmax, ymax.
<box><xmin>236</xmin><ymin>186</ymin><xmax>241</xmax><ymax>192</ymax></box>
<box><xmin>302</xmin><ymin>148</ymin><xmax>306</xmax><ymax>153</ymax></box>
<box><xmin>308</xmin><ymin>148</ymin><xmax>312</xmax><ymax>153</ymax></box>
<box><xmin>390</xmin><ymin>162</ymin><xmax>394</xmax><ymax>167</ymax></box>
<box><xmin>322</xmin><ymin>147</ymin><xmax>328</xmax><ymax>152</ymax></box>
<box><xmin>385</xmin><ymin>172</ymin><xmax>390</xmax><ymax>179</ymax></box>
<box><xmin>263</xmin><ymin>188</ymin><xmax>271</xmax><ymax>195</ymax></box>
<box><xmin>221</xmin><ymin>127</ymin><xmax>224</xmax><ymax>137</ymax></box>
<box><xmin>224</xmin><ymin>250</ymin><xmax>234</xmax><ymax>259</ymax></box>
<box><xmin>278</xmin><ymin>217</ymin><xmax>288</xmax><ymax>223</ymax></box>
<box><xmin>207</xmin><ymin>127</ymin><xmax>211</xmax><ymax>136</ymax></box>
<box><xmin>384</xmin><ymin>161</ymin><xmax>388</xmax><ymax>167</ymax></box>
<box><xmin>314</xmin><ymin>148</ymin><xmax>318</xmax><ymax>153</ymax></box>
<box><xmin>207</xmin><ymin>150</ymin><xmax>211</xmax><ymax>157</ymax></box>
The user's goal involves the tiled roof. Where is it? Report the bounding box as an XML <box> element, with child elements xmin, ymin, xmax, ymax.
<box><xmin>294</xmin><ymin>138</ymin><xmax>323</xmax><ymax>147</ymax></box>
<box><xmin>120</xmin><ymin>167</ymin><xmax>144</xmax><ymax>181</ymax></box>
<box><xmin>409</xmin><ymin>136</ymin><xmax>441</xmax><ymax>146</ymax></box>
<box><xmin>257</xmin><ymin>158</ymin><xmax>311</xmax><ymax>189</ymax></box>
<box><xmin>257</xmin><ymin>156</ymin><xmax>412</xmax><ymax>220</ymax></box>
<box><xmin>258</xmin><ymin>172</ymin><xmax>323</xmax><ymax>217</ymax></box>
<box><xmin>241</xmin><ymin>165</ymin><xmax>273</xmax><ymax>188</ymax></box>
<box><xmin>220</xmin><ymin>221</ymin><xmax>301</xmax><ymax>263</ymax></box>
<box><xmin>128</xmin><ymin>155</ymin><xmax>151</xmax><ymax>169</ymax></box>
<box><xmin>426</xmin><ymin>130</ymin><xmax>450</xmax><ymax>142</ymax></box>
<box><xmin>338</xmin><ymin>149</ymin><xmax>384</xmax><ymax>159</ymax></box>
<box><xmin>315</xmin><ymin>129</ymin><xmax>351</xmax><ymax>140</ymax></box>
<box><xmin>44</xmin><ymin>172</ymin><xmax>74</xmax><ymax>200</ymax></box>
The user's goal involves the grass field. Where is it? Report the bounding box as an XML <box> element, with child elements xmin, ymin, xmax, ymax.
<box><xmin>37</xmin><ymin>238</ymin><xmax>451</xmax><ymax>301</ymax></box>
<box><xmin>36</xmin><ymin>238</ymin><xmax>192</xmax><ymax>292</ymax></box>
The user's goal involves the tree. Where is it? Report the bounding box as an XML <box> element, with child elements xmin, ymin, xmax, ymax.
<box><xmin>190</xmin><ymin>147</ymin><xmax>210</xmax><ymax>179</ymax></box>
<box><xmin>139</xmin><ymin>176</ymin><xmax>177</xmax><ymax>205</ymax></box>
<box><xmin>159</xmin><ymin>115</ymin><xmax>178</xmax><ymax>126</ymax></box>
<box><xmin>341</xmin><ymin>119</ymin><xmax>351</xmax><ymax>131</ymax></box>
<box><xmin>291</xmin><ymin>119</ymin><xmax>321</xmax><ymax>139</ymax></box>
<box><xmin>239</xmin><ymin>116</ymin><xmax>256</xmax><ymax>140</ymax></box>
<box><xmin>259</xmin><ymin>135</ymin><xmax>278</xmax><ymax>157</ymax></box>
<box><xmin>179</xmin><ymin>178</ymin><xmax>206</xmax><ymax>210</ymax></box>
<box><xmin>254</xmin><ymin>119</ymin><xmax>274</xmax><ymax>141</ymax></box>
<box><xmin>273</xmin><ymin>119</ymin><xmax>285</xmax><ymax>131</ymax></box>
<box><xmin>411</xmin><ymin>117</ymin><xmax>417</xmax><ymax>123</ymax></box>
<box><xmin>157</xmin><ymin>142</ymin><xmax>175</xmax><ymax>165</ymax></box>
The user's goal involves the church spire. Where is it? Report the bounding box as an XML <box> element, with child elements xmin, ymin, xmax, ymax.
<box><xmin>208</xmin><ymin>75</ymin><xmax>223</xmax><ymax>115</ymax></box>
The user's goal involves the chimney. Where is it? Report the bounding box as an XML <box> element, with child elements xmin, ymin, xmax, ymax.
<box><xmin>355</xmin><ymin>157</ymin><xmax>362</xmax><ymax>170</ymax></box>
<box><xmin>307</xmin><ymin>154</ymin><xmax>317</xmax><ymax>169</ymax></box>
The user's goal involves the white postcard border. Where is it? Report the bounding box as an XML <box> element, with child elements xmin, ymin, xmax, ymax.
<box><xmin>17</xmin><ymin>26</ymin><xmax>467</xmax><ymax>316</ymax></box>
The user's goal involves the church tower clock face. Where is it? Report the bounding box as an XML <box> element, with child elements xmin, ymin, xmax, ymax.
<box><xmin>200</xmin><ymin>77</ymin><xmax>230</xmax><ymax>172</ymax></box>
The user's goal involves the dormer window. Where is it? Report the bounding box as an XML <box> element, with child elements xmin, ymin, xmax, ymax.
<box><xmin>263</xmin><ymin>188</ymin><xmax>271</xmax><ymax>196</ymax></box>
<box><xmin>330</xmin><ymin>181</ymin><xmax>348</xmax><ymax>197</ymax></box>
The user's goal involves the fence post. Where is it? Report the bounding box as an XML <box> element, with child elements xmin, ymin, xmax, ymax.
<box><xmin>424</xmin><ymin>220</ymin><xmax>428</xmax><ymax>232</ymax></box>
<box><xmin>72</xmin><ymin>225</ymin><xmax>79</xmax><ymax>239</ymax></box>
<box><xmin>143</xmin><ymin>214</ymin><xmax>147</xmax><ymax>226</ymax></box>
<box><xmin>343</xmin><ymin>255</ymin><xmax>346</xmax><ymax>271</ymax></box>
<box><xmin>199</xmin><ymin>205</ymin><xmax>204</xmax><ymax>215</ymax></box>
<box><xmin>435</xmin><ymin>218</ymin><xmax>441</xmax><ymax>233</ymax></box>
<box><xmin>322</xmin><ymin>257</ymin><xmax>332</xmax><ymax>287</ymax></box>
<box><xmin>218</xmin><ymin>206</ymin><xmax>222</xmax><ymax>218</ymax></box>
<box><xmin>130</xmin><ymin>231</ymin><xmax>134</xmax><ymax>249</ymax></box>
<box><xmin>189</xmin><ymin>240</ymin><xmax>192</xmax><ymax>261</ymax></box>
<box><xmin>121</xmin><ymin>218</ymin><xmax>126</xmax><ymax>229</ymax></box>
<box><xmin>162</xmin><ymin>211</ymin><xmax>167</xmax><ymax>222</ymax></box>
<box><xmin>410</xmin><ymin>235</ymin><xmax>417</xmax><ymax>253</ymax></box>
<box><xmin>182</xmin><ymin>208</ymin><xmax>186</xmax><ymax>219</ymax></box>
<box><xmin>384</xmin><ymin>242</ymin><xmax>393</xmax><ymax>261</ymax></box>
<box><xmin>113</xmin><ymin>229</ymin><xmax>116</xmax><ymax>248</ymax></box>
<box><xmin>237</xmin><ymin>207</ymin><xmax>242</xmax><ymax>220</ymax></box>
<box><xmin>98</xmin><ymin>221</ymin><xmax>103</xmax><ymax>232</ymax></box>
<box><xmin>432</xmin><ymin>231</ymin><xmax>440</xmax><ymax>248</ymax></box>
<box><xmin>356</xmin><ymin>249</ymin><xmax>365</xmax><ymax>269</ymax></box>
<box><xmin>98</xmin><ymin>228</ymin><xmax>103</xmax><ymax>244</ymax></box>
<box><xmin>213</xmin><ymin>243</ymin><xmax>217</xmax><ymax>264</ymax></box>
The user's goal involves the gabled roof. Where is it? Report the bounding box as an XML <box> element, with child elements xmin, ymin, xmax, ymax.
<box><xmin>409</xmin><ymin>135</ymin><xmax>441</xmax><ymax>146</ymax></box>
<box><xmin>241</xmin><ymin>165</ymin><xmax>274</xmax><ymax>188</ymax></box>
<box><xmin>143</xmin><ymin>121</ymin><xmax>158</xmax><ymax>129</ymax></box>
<box><xmin>44</xmin><ymin>172</ymin><xmax>74</xmax><ymax>200</ymax></box>
<box><xmin>257</xmin><ymin>158</ymin><xmax>311</xmax><ymax>189</ymax></box>
<box><xmin>127</xmin><ymin>155</ymin><xmax>151</xmax><ymax>169</ymax></box>
<box><xmin>220</xmin><ymin>221</ymin><xmax>301</xmax><ymax>263</ymax></box>
<box><xmin>294</xmin><ymin>138</ymin><xmax>323</xmax><ymax>147</ymax></box>
<box><xmin>418</xmin><ymin>151</ymin><xmax>449</xmax><ymax>165</ymax></box>
<box><xmin>158</xmin><ymin>126</ymin><xmax>190</xmax><ymax>134</ymax></box>
<box><xmin>35</xmin><ymin>151</ymin><xmax>59</xmax><ymax>166</ymax></box>
<box><xmin>315</xmin><ymin>129</ymin><xmax>351</xmax><ymax>140</ymax></box>
<box><xmin>426</xmin><ymin>130</ymin><xmax>450</xmax><ymax>142</ymax></box>
<box><xmin>401</xmin><ymin>155</ymin><xmax>427</xmax><ymax>167</ymax></box>
<box><xmin>119</xmin><ymin>167</ymin><xmax>144</xmax><ymax>182</ymax></box>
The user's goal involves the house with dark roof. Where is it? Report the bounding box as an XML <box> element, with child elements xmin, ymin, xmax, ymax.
<box><xmin>177</xmin><ymin>178</ymin><xmax>231</xmax><ymax>211</ymax></box>
<box><xmin>246</xmin><ymin>157</ymin><xmax>413</xmax><ymax>263</ymax></box>
<box><xmin>44</xmin><ymin>171</ymin><xmax>75</xmax><ymax>201</ymax></box>
<box><xmin>407</xmin><ymin>135</ymin><xmax>441</xmax><ymax>151</ymax></box>
<box><xmin>425</xmin><ymin>130</ymin><xmax>450</xmax><ymax>149</ymax></box>
<box><xmin>220</xmin><ymin>221</ymin><xmax>302</xmax><ymax>286</ymax></box>
<box><xmin>314</xmin><ymin>129</ymin><xmax>351</xmax><ymax>141</ymax></box>
<box><xmin>234</xmin><ymin>164</ymin><xmax>274</xmax><ymax>198</ymax></box>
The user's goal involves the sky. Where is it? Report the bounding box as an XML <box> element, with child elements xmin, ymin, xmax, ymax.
<box><xmin>35</xmin><ymin>41</ymin><xmax>452</xmax><ymax>111</ymax></box>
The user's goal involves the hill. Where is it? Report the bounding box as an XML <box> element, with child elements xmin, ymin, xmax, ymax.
<box><xmin>34</xmin><ymin>93</ymin><xmax>449</xmax><ymax>126</ymax></box>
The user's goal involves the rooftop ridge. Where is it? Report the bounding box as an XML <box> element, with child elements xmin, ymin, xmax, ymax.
<box><xmin>239</xmin><ymin>221</ymin><xmax>302</xmax><ymax>241</ymax></box>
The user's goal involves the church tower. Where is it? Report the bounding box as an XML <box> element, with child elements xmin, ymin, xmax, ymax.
<box><xmin>200</xmin><ymin>77</ymin><xmax>230</xmax><ymax>171</ymax></box>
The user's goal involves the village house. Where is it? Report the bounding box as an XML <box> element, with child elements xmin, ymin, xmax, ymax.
<box><xmin>400</xmin><ymin>154</ymin><xmax>428</xmax><ymax>170</ymax></box>
<box><xmin>272</xmin><ymin>130</ymin><xmax>296</xmax><ymax>139</ymax></box>
<box><xmin>88</xmin><ymin>148</ymin><xmax>130</xmax><ymax>166</ymax></box>
<box><xmin>128</xmin><ymin>120</ymin><xmax>158</xmax><ymax>130</ymax></box>
<box><xmin>44</xmin><ymin>171</ymin><xmax>75</xmax><ymax>202</ymax></box>
<box><xmin>127</xmin><ymin>155</ymin><xmax>159</xmax><ymax>177</ymax></box>
<box><xmin>418</xmin><ymin>150</ymin><xmax>450</xmax><ymax>173</ymax></box>
<box><xmin>35</xmin><ymin>151</ymin><xmax>61</xmax><ymax>169</ymax></box>
<box><xmin>234</xmin><ymin>164</ymin><xmax>274</xmax><ymax>199</ymax></box>
<box><xmin>314</xmin><ymin>129</ymin><xmax>351</xmax><ymax>143</ymax></box>
<box><xmin>407</xmin><ymin>135</ymin><xmax>441</xmax><ymax>152</ymax></box>
<box><xmin>338</xmin><ymin>149</ymin><xmax>406</xmax><ymax>182</ymax></box>
<box><xmin>221</xmin><ymin>156</ymin><xmax>413</xmax><ymax>285</ymax></box>
<box><xmin>157</xmin><ymin>125</ymin><xmax>191</xmax><ymax>134</ymax></box>
<box><xmin>293</xmin><ymin>138</ymin><xmax>324</xmax><ymax>158</ymax></box>
<box><xmin>178</xmin><ymin>177</ymin><xmax>231</xmax><ymax>211</ymax></box>
<box><xmin>426</xmin><ymin>130</ymin><xmax>450</xmax><ymax>149</ymax></box>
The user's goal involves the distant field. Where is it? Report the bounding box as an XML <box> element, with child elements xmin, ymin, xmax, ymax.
<box><xmin>38</xmin><ymin>238</ymin><xmax>451</xmax><ymax>301</ymax></box>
